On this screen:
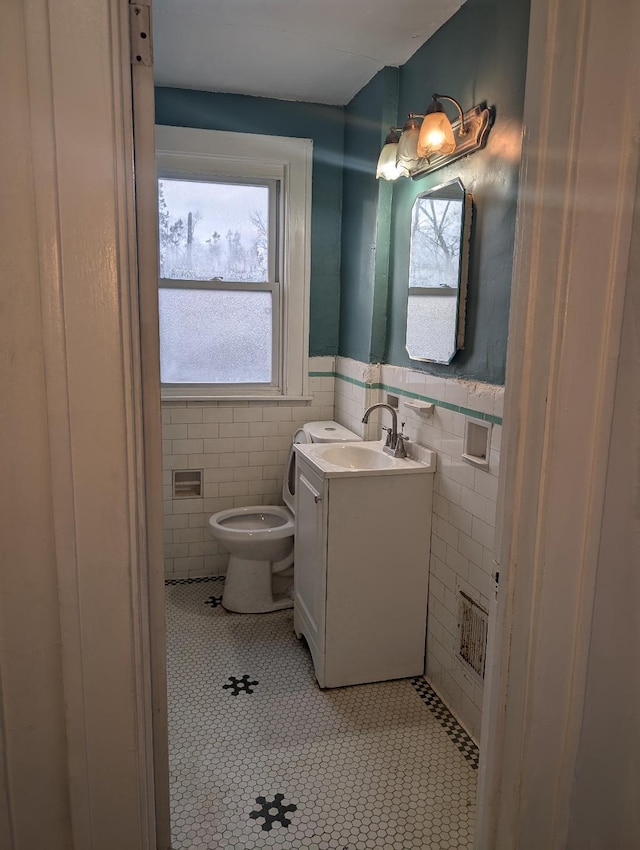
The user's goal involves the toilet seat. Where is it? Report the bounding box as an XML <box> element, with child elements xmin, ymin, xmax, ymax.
<box><xmin>210</xmin><ymin>506</ymin><xmax>294</xmax><ymax>542</ymax></box>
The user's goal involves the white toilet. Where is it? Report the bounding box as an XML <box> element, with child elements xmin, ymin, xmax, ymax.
<box><xmin>208</xmin><ymin>421</ymin><xmax>362</xmax><ymax>613</ymax></box>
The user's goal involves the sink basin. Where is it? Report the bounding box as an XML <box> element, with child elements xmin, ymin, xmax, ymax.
<box><xmin>315</xmin><ymin>444</ymin><xmax>397</xmax><ymax>470</ymax></box>
<box><xmin>294</xmin><ymin>440</ymin><xmax>436</xmax><ymax>477</ymax></box>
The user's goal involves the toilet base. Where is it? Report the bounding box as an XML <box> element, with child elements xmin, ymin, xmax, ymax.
<box><xmin>222</xmin><ymin>555</ymin><xmax>294</xmax><ymax>614</ymax></box>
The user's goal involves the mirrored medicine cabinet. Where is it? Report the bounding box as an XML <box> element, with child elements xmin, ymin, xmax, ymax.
<box><xmin>405</xmin><ymin>178</ymin><xmax>472</xmax><ymax>364</ymax></box>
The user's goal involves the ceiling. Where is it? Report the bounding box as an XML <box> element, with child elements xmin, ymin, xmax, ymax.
<box><xmin>152</xmin><ymin>0</ymin><xmax>465</xmax><ymax>106</ymax></box>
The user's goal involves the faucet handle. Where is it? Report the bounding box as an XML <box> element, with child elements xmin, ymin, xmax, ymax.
<box><xmin>394</xmin><ymin>430</ymin><xmax>410</xmax><ymax>458</ymax></box>
<box><xmin>381</xmin><ymin>425</ymin><xmax>393</xmax><ymax>447</ymax></box>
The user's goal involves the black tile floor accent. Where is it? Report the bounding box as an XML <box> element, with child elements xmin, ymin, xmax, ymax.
<box><xmin>223</xmin><ymin>675</ymin><xmax>259</xmax><ymax>696</ymax></box>
<box><xmin>250</xmin><ymin>794</ymin><xmax>297</xmax><ymax>831</ymax></box>
<box><xmin>410</xmin><ymin>678</ymin><xmax>480</xmax><ymax>770</ymax></box>
<box><xmin>166</xmin><ymin>577</ymin><xmax>477</xmax><ymax>849</ymax></box>
<box><xmin>205</xmin><ymin>595</ymin><xmax>223</xmax><ymax>608</ymax></box>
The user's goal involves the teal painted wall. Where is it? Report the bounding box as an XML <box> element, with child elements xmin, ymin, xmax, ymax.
<box><xmin>156</xmin><ymin>0</ymin><xmax>530</xmax><ymax>381</ymax></box>
<box><xmin>387</xmin><ymin>0</ymin><xmax>530</xmax><ymax>383</ymax></box>
<box><xmin>339</xmin><ymin>68</ymin><xmax>398</xmax><ymax>363</ymax></box>
<box><xmin>339</xmin><ymin>0</ymin><xmax>530</xmax><ymax>384</ymax></box>
<box><xmin>155</xmin><ymin>87</ymin><xmax>345</xmax><ymax>356</ymax></box>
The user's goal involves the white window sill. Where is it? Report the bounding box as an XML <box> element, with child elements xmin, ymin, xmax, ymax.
<box><xmin>161</xmin><ymin>393</ymin><xmax>314</xmax><ymax>403</ymax></box>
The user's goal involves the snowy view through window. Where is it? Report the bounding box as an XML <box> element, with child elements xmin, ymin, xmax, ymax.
<box><xmin>158</xmin><ymin>179</ymin><xmax>274</xmax><ymax>384</ymax></box>
<box><xmin>158</xmin><ymin>178</ymin><xmax>270</xmax><ymax>281</ymax></box>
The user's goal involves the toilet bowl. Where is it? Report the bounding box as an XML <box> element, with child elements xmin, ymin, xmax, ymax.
<box><xmin>207</xmin><ymin>420</ymin><xmax>361</xmax><ymax>613</ymax></box>
<box><xmin>208</xmin><ymin>506</ymin><xmax>295</xmax><ymax>613</ymax></box>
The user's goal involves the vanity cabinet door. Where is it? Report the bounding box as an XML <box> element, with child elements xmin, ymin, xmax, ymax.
<box><xmin>293</xmin><ymin>460</ymin><xmax>327</xmax><ymax>683</ymax></box>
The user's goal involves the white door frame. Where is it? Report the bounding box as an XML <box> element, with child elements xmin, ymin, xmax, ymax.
<box><xmin>129</xmin><ymin>1</ymin><xmax>171</xmax><ymax>846</ymax></box>
<box><xmin>476</xmin><ymin>0</ymin><xmax>640</xmax><ymax>847</ymax></box>
<box><xmin>1</xmin><ymin>0</ymin><xmax>164</xmax><ymax>847</ymax></box>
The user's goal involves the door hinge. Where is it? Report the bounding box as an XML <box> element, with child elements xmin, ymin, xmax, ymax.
<box><xmin>129</xmin><ymin>3</ymin><xmax>152</xmax><ymax>67</ymax></box>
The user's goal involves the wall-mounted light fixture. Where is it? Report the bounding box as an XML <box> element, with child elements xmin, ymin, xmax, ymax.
<box><xmin>376</xmin><ymin>93</ymin><xmax>494</xmax><ymax>181</ymax></box>
<box><xmin>375</xmin><ymin>128</ymin><xmax>403</xmax><ymax>180</ymax></box>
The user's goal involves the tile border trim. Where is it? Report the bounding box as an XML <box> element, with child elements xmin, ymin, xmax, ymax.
<box><xmin>411</xmin><ymin>677</ymin><xmax>480</xmax><ymax>769</ymax></box>
<box><xmin>165</xmin><ymin>575</ymin><xmax>224</xmax><ymax>586</ymax></box>
<box><xmin>332</xmin><ymin>372</ymin><xmax>503</xmax><ymax>425</ymax></box>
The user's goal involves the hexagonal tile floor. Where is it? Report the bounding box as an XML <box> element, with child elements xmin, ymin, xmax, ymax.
<box><xmin>166</xmin><ymin>577</ymin><xmax>477</xmax><ymax>849</ymax></box>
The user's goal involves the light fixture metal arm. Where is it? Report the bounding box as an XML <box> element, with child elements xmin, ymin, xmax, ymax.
<box><xmin>433</xmin><ymin>93</ymin><xmax>466</xmax><ymax>134</ymax></box>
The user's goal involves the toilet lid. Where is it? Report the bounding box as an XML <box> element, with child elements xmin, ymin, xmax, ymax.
<box><xmin>293</xmin><ymin>427</ymin><xmax>311</xmax><ymax>445</ymax></box>
<box><xmin>282</xmin><ymin>444</ymin><xmax>297</xmax><ymax>513</ymax></box>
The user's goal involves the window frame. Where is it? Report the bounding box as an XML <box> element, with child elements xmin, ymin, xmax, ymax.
<box><xmin>158</xmin><ymin>173</ymin><xmax>281</xmax><ymax>391</ymax></box>
<box><xmin>155</xmin><ymin>126</ymin><xmax>312</xmax><ymax>401</ymax></box>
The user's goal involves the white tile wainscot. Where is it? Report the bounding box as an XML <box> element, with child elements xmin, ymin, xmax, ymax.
<box><xmin>162</xmin><ymin>357</ymin><xmax>335</xmax><ymax>579</ymax></box>
<box><xmin>335</xmin><ymin>360</ymin><xmax>504</xmax><ymax>743</ymax></box>
<box><xmin>164</xmin><ymin>352</ymin><xmax>504</xmax><ymax>741</ymax></box>
<box><xmin>333</xmin><ymin>357</ymin><xmax>381</xmax><ymax>440</ymax></box>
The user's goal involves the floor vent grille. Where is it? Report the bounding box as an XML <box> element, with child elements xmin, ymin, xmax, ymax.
<box><xmin>458</xmin><ymin>591</ymin><xmax>488</xmax><ymax>679</ymax></box>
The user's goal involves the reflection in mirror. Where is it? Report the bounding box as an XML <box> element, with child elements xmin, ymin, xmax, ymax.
<box><xmin>406</xmin><ymin>178</ymin><xmax>472</xmax><ymax>364</ymax></box>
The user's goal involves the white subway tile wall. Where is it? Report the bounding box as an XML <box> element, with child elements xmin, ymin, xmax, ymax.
<box><xmin>162</xmin><ymin>357</ymin><xmax>335</xmax><ymax>580</ymax></box>
<box><xmin>332</xmin><ymin>357</ymin><xmax>381</xmax><ymax>440</ymax></box>
<box><xmin>334</xmin><ymin>359</ymin><xmax>504</xmax><ymax>742</ymax></box>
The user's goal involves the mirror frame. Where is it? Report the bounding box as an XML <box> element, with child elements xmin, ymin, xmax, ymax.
<box><xmin>405</xmin><ymin>178</ymin><xmax>473</xmax><ymax>364</ymax></box>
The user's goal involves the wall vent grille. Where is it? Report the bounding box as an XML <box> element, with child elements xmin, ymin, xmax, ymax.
<box><xmin>458</xmin><ymin>591</ymin><xmax>488</xmax><ymax>679</ymax></box>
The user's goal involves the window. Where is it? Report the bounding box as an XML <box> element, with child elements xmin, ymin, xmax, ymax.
<box><xmin>155</xmin><ymin>126</ymin><xmax>312</xmax><ymax>399</ymax></box>
<box><xmin>158</xmin><ymin>177</ymin><xmax>277</xmax><ymax>385</ymax></box>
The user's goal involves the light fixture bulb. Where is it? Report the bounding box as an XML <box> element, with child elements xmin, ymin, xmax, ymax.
<box><xmin>417</xmin><ymin>100</ymin><xmax>456</xmax><ymax>159</ymax></box>
<box><xmin>396</xmin><ymin>117</ymin><xmax>421</xmax><ymax>172</ymax></box>
<box><xmin>376</xmin><ymin>129</ymin><xmax>403</xmax><ymax>180</ymax></box>
<box><xmin>425</xmin><ymin>127</ymin><xmax>446</xmax><ymax>148</ymax></box>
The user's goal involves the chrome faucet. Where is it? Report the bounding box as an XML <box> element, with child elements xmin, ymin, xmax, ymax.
<box><xmin>361</xmin><ymin>403</ymin><xmax>408</xmax><ymax>457</ymax></box>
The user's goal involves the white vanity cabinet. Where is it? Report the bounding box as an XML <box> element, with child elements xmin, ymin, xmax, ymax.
<box><xmin>293</xmin><ymin>450</ymin><xmax>434</xmax><ymax>689</ymax></box>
